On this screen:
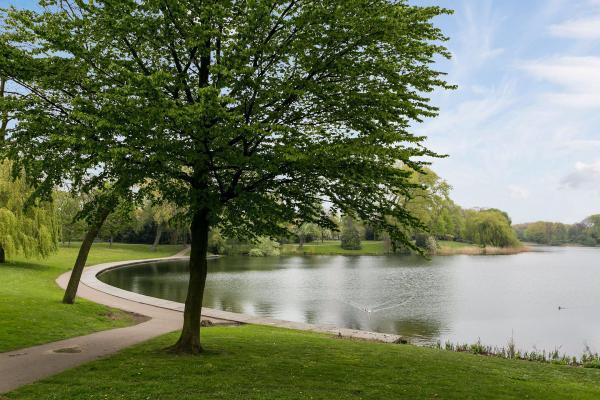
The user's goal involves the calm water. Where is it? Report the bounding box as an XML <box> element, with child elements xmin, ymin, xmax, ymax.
<box><xmin>99</xmin><ymin>246</ymin><xmax>600</xmax><ymax>356</ymax></box>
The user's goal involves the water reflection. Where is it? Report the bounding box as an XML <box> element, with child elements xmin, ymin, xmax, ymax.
<box><xmin>98</xmin><ymin>247</ymin><xmax>600</xmax><ymax>356</ymax></box>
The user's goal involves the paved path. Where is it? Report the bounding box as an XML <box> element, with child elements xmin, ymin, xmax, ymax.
<box><xmin>1</xmin><ymin>247</ymin><xmax>402</xmax><ymax>394</ymax></box>
<box><xmin>0</xmin><ymin>248</ymin><xmax>227</xmax><ymax>394</ymax></box>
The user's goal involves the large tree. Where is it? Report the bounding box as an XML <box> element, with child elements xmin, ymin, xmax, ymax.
<box><xmin>1</xmin><ymin>1</ymin><xmax>453</xmax><ymax>353</ymax></box>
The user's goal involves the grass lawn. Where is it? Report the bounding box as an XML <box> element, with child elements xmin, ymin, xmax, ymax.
<box><xmin>0</xmin><ymin>242</ymin><xmax>182</xmax><ymax>352</ymax></box>
<box><xmin>437</xmin><ymin>240</ymin><xmax>477</xmax><ymax>249</ymax></box>
<box><xmin>282</xmin><ymin>240</ymin><xmax>386</xmax><ymax>255</ymax></box>
<box><xmin>7</xmin><ymin>325</ymin><xmax>600</xmax><ymax>400</ymax></box>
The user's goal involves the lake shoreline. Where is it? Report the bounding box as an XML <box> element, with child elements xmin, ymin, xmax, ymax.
<box><xmin>279</xmin><ymin>240</ymin><xmax>531</xmax><ymax>257</ymax></box>
<box><xmin>435</xmin><ymin>245</ymin><xmax>531</xmax><ymax>256</ymax></box>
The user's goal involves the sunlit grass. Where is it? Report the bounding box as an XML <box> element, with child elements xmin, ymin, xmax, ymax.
<box><xmin>0</xmin><ymin>242</ymin><xmax>182</xmax><ymax>352</ymax></box>
<box><xmin>8</xmin><ymin>325</ymin><xmax>600</xmax><ymax>400</ymax></box>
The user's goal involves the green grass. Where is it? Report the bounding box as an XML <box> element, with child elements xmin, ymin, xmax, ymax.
<box><xmin>0</xmin><ymin>242</ymin><xmax>182</xmax><ymax>352</ymax></box>
<box><xmin>437</xmin><ymin>240</ymin><xmax>477</xmax><ymax>249</ymax></box>
<box><xmin>281</xmin><ymin>240</ymin><xmax>483</xmax><ymax>256</ymax></box>
<box><xmin>7</xmin><ymin>325</ymin><xmax>600</xmax><ymax>400</ymax></box>
<box><xmin>282</xmin><ymin>240</ymin><xmax>386</xmax><ymax>255</ymax></box>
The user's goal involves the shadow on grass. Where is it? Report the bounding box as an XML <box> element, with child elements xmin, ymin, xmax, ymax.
<box><xmin>4</xmin><ymin>260</ymin><xmax>54</xmax><ymax>272</ymax></box>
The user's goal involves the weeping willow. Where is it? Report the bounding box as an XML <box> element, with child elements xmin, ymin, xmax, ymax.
<box><xmin>0</xmin><ymin>160</ymin><xmax>59</xmax><ymax>262</ymax></box>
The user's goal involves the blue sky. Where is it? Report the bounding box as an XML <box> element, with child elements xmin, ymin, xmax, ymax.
<box><xmin>2</xmin><ymin>1</ymin><xmax>599</xmax><ymax>223</ymax></box>
<box><xmin>418</xmin><ymin>0</ymin><xmax>600</xmax><ymax>223</ymax></box>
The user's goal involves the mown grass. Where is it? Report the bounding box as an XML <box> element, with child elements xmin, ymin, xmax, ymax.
<box><xmin>0</xmin><ymin>242</ymin><xmax>182</xmax><ymax>352</ymax></box>
<box><xmin>7</xmin><ymin>325</ymin><xmax>600</xmax><ymax>400</ymax></box>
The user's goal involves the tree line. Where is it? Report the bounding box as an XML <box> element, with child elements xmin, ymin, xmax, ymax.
<box><xmin>514</xmin><ymin>216</ymin><xmax>600</xmax><ymax>247</ymax></box>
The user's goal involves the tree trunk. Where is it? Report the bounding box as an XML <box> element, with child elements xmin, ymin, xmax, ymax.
<box><xmin>151</xmin><ymin>223</ymin><xmax>163</xmax><ymax>251</ymax></box>
<box><xmin>169</xmin><ymin>209</ymin><xmax>210</xmax><ymax>354</ymax></box>
<box><xmin>0</xmin><ymin>246</ymin><xmax>5</xmax><ymax>263</ymax></box>
<box><xmin>63</xmin><ymin>207</ymin><xmax>111</xmax><ymax>304</ymax></box>
<box><xmin>0</xmin><ymin>76</ymin><xmax>8</xmax><ymax>141</ymax></box>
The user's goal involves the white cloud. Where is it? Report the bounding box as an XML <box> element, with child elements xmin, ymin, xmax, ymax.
<box><xmin>508</xmin><ymin>185</ymin><xmax>530</xmax><ymax>200</ymax></box>
<box><xmin>520</xmin><ymin>56</ymin><xmax>600</xmax><ymax>108</ymax></box>
<box><xmin>561</xmin><ymin>161</ymin><xmax>600</xmax><ymax>189</ymax></box>
<box><xmin>549</xmin><ymin>15</ymin><xmax>600</xmax><ymax>39</ymax></box>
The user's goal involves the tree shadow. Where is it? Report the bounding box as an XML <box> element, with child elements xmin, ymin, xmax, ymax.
<box><xmin>4</xmin><ymin>260</ymin><xmax>53</xmax><ymax>272</ymax></box>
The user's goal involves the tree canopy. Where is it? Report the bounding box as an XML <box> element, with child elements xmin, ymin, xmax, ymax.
<box><xmin>464</xmin><ymin>209</ymin><xmax>520</xmax><ymax>248</ymax></box>
<box><xmin>0</xmin><ymin>0</ymin><xmax>453</xmax><ymax>353</ymax></box>
<box><xmin>515</xmin><ymin>216</ymin><xmax>600</xmax><ymax>247</ymax></box>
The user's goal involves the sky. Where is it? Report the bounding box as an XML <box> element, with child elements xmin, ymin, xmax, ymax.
<box><xmin>417</xmin><ymin>0</ymin><xmax>600</xmax><ymax>223</ymax></box>
<box><xmin>1</xmin><ymin>0</ymin><xmax>599</xmax><ymax>223</ymax></box>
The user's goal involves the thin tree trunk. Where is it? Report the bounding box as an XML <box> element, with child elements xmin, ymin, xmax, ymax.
<box><xmin>0</xmin><ymin>76</ymin><xmax>8</xmax><ymax>141</ymax></box>
<box><xmin>0</xmin><ymin>245</ymin><xmax>5</xmax><ymax>263</ymax></box>
<box><xmin>169</xmin><ymin>209</ymin><xmax>209</xmax><ymax>354</ymax></box>
<box><xmin>63</xmin><ymin>207</ymin><xmax>111</xmax><ymax>304</ymax></box>
<box><xmin>151</xmin><ymin>224</ymin><xmax>163</xmax><ymax>251</ymax></box>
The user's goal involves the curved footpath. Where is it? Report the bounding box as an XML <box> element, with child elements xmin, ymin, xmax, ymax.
<box><xmin>0</xmin><ymin>249</ymin><xmax>401</xmax><ymax>394</ymax></box>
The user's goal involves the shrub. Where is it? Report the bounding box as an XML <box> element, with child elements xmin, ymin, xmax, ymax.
<box><xmin>208</xmin><ymin>229</ymin><xmax>227</xmax><ymax>254</ymax></box>
<box><xmin>248</xmin><ymin>248</ymin><xmax>265</xmax><ymax>257</ymax></box>
<box><xmin>249</xmin><ymin>237</ymin><xmax>280</xmax><ymax>257</ymax></box>
<box><xmin>415</xmin><ymin>233</ymin><xmax>437</xmax><ymax>255</ymax></box>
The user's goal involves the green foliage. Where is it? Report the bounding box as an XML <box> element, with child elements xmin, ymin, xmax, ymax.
<box><xmin>514</xmin><ymin>216</ymin><xmax>600</xmax><ymax>247</ymax></box>
<box><xmin>208</xmin><ymin>228</ymin><xmax>226</xmax><ymax>255</ymax></box>
<box><xmin>0</xmin><ymin>0</ymin><xmax>454</xmax><ymax>250</ymax></box>
<box><xmin>0</xmin><ymin>160</ymin><xmax>59</xmax><ymax>261</ymax></box>
<box><xmin>293</xmin><ymin>223</ymin><xmax>321</xmax><ymax>246</ymax></box>
<box><xmin>341</xmin><ymin>216</ymin><xmax>361</xmax><ymax>250</ymax></box>
<box><xmin>464</xmin><ymin>209</ymin><xmax>520</xmax><ymax>248</ymax></box>
<box><xmin>415</xmin><ymin>233</ymin><xmax>437</xmax><ymax>255</ymax></box>
<box><xmin>249</xmin><ymin>237</ymin><xmax>281</xmax><ymax>257</ymax></box>
<box><xmin>100</xmin><ymin>201</ymin><xmax>135</xmax><ymax>243</ymax></box>
<box><xmin>54</xmin><ymin>191</ymin><xmax>86</xmax><ymax>244</ymax></box>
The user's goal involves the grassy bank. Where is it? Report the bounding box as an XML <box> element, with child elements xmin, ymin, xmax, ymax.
<box><xmin>280</xmin><ymin>240</ymin><xmax>528</xmax><ymax>256</ymax></box>
<box><xmin>0</xmin><ymin>242</ymin><xmax>182</xmax><ymax>352</ymax></box>
<box><xmin>7</xmin><ymin>325</ymin><xmax>600</xmax><ymax>400</ymax></box>
<box><xmin>281</xmin><ymin>240</ymin><xmax>387</xmax><ymax>255</ymax></box>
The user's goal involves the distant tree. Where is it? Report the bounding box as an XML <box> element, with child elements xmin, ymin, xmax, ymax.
<box><xmin>294</xmin><ymin>223</ymin><xmax>320</xmax><ymax>248</ymax></box>
<box><xmin>207</xmin><ymin>228</ymin><xmax>226</xmax><ymax>255</ymax></box>
<box><xmin>100</xmin><ymin>201</ymin><xmax>134</xmax><ymax>247</ymax></box>
<box><xmin>583</xmin><ymin>215</ymin><xmax>600</xmax><ymax>244</ymax></box>
<box><xmin>393</xmin><ymin>166</ymin><xmax>465</xmax><ymax>248</ymax></box>
<box><xmin>341</xmin><ymin>216</ymin><xmax>361</xmax><ymax>250</ymax></box>
<box><xmin>54</xmin><ymin>191</ymin><xmax>86</xmax><ymax>246</ymax></box>
<box><xmin>1</xmin><ymin>1</ymin><xmax>453</xmax><ymax>354</ymax></box>
<box><xmin>515</xmin><ymin>219</ymin><xmax>595</xmax><ymax>247</ymax></box>
<box><xmin>143</xmin><ymin>201</ymin><xmax>178</xmax><ymax>252</ymax></box>
<box><xmin>0</xmin><ymin>161</ymin><xmax>59</xmax><ymax>263</ymax></box>
<box><xmin>465</xmin><ymin>209</ymin><xmax>520</xmax><ymax>248</ymax></box>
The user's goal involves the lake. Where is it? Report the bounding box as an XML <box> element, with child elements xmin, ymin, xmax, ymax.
<box><xmin>98</xmin><ymin>246</ymin><xmax>600</xmax><ymax>356</ymax></box>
